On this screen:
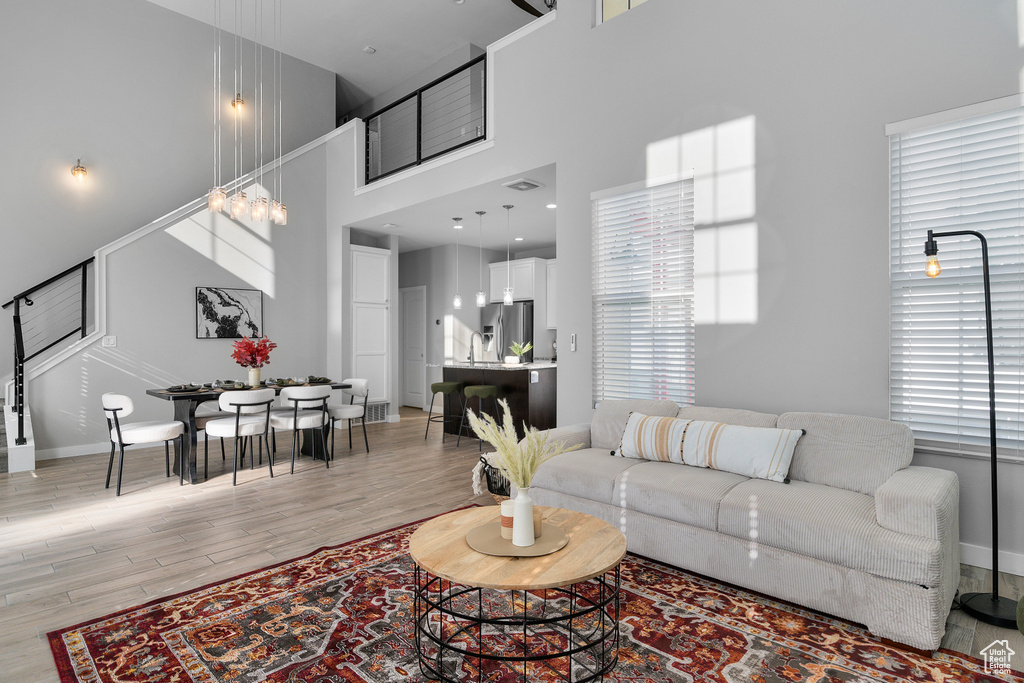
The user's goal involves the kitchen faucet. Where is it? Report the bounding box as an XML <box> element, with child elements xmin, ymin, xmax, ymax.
<box><xmin>469</xmin><ymin>331</ymin><xmax>483</xmax><ymax>365</ymax></box>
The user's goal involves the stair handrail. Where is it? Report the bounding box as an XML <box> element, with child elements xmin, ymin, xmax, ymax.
<box><xmin>3</xmin><ymin>257</ymin><xmax>94</xmax><ymax>445</ymax></box>
<box><xmin>2</xmin><ymin>257</ymin><xmax>95</xmax><ymax>310</ymax></box>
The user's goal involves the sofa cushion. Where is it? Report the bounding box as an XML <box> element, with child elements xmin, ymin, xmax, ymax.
<box><xmin>618</xmin><ymin>461</ymin><xmax>748</xmax><ymax>530</ymax></box>
<box><xmin>592</xmin><ymin>399</ymin><xmax>680</xmax><ymax>450</ymax></box>
<box><xmin>681</xmin><ymin>421</ymin><xmax>802</xmax><ymax>483</ymax></box>
<box><xmin>717</xmin><ymin>479</ymin><xmax>941</xmax><ymax>586</ymax></box>
<box><xmin>778</xmin><ymin>412</ymin><xmax>914</xmax><ymax>496</ymax></box>
<box><xmin>617</xmin><ymin>413</ymin><xmax>689</xmax><ymax>462</ymax></box>
<box><xmin>532</xmin><ymin>449</ymin><xmax>644</xmax><ymax>505</ymax></box>
<box><xmin>676</xmin><ymin>405</ymin><xmax>779</xmax><ymax>428</ymax></box>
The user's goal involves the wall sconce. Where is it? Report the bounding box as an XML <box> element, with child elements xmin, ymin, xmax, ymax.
<box><xmin>71</xmin><ymin>159</ymin><xmax>87</xmax><ymax>182</ymax></box>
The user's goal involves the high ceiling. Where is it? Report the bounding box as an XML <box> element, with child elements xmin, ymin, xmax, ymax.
<box><xmin>352</xmin><ymin>165</ymin><xmax>557</xmax><ymax>254</ymax></box>
<box><xmin>145</xmin><ymin>0</ymin><xmax>544</xmax><ymax>110</ymax></box>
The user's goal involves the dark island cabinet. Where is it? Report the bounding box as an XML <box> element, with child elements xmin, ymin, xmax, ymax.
<box><xmin>442</xmin><ymin>366</ymin><xmax>557</xmax><ymax>440</ymax></box>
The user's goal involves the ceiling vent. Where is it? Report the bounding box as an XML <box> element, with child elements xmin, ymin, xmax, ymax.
<box><xmin>502</xmin><ymin>177</ymin><xmax>544</xmax><ymax>192</ymax></box>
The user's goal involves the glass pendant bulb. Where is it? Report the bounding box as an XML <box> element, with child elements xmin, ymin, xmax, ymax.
<box><xmin>925</xmin><ymin>255</ymin><xmax>942</xmax><ymax>278</ymax></box>
<box><xmin>229</xmin><ymin>191</ymin><xmax>249</xmax><ymax>219</ymax></box>
<box><xmin>250</xmin><ymin>196</ymin><xmax>269</xmax><ymax>222</ymax></box>
<box><xmin>271</xmin><ymin>201</ymin><xmax>287</xmax><ymax>225</ymax></box>
<box><xmin>208</xmin><ymin>187</ymin><xmax>226</xmax><ymax>212</ymax></box>
<box><xmin>503</xmin><ymin>287</ymin><xmax>514</xmax><ymax>306</ymax></box>
<box><xmin>453</xmin><ymin>293</ymin><xmax>462</xmax><ymax>310</ymax></box>
<box><xmin>476</xmin><ymin>291</ymin><xmax>486</xmax><ymax>307</ymax></box>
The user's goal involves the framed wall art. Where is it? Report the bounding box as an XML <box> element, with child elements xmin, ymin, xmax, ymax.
<box><xmin>196</xmin><ymin>287</ymin><xmax>264</xmax><ymax>339</ymax></box>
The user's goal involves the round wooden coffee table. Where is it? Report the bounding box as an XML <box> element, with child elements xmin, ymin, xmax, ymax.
<box><xmin>408</xmin><ymin>506</ymin><xmax>627</xmax><ymax>682</ymax></box>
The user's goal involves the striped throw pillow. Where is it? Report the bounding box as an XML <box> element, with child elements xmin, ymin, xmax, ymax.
<box><xmin>616</xmin><ymin>413</ymin><xmax>690</xmax><ymax>463</ymax></box>
<box><xmin>682</xmin><ymin>421</ymin><xmax>802</xmax><ymax>482</ymax></box>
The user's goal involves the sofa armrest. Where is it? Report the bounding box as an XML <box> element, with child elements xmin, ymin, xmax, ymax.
<box><xmin>875</xmin><ymin>466</ymin><xmax>959</xmax><ymax>540</ymax></box>
<box><xmin>536</xmin><ymin>423</ymin><xmax>592</xmax><ymax>451</ymax></box>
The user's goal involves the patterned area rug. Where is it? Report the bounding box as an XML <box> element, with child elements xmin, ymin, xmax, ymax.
<box><xmin>48</xmin><ymin>514</ymin><xmax>1022</xmax><ymax>682</ymax></box>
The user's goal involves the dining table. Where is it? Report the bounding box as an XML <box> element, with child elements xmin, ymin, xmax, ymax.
<box><xmin>146</xmin><ymin>380</ymin><xmax>351</xmax><ymax>484</ymax></box>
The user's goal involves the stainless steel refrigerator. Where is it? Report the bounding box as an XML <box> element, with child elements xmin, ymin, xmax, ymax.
<box><xmin>481</xmin><ymin>301</ymin><xmax>534</xmax><ymax>363</ymax></box>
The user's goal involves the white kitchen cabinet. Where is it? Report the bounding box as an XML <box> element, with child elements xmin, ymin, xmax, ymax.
<box><xmin>351</xmin><ymin>245</ymin><xmax>390</xmax><ymax>304</ymax></box>
<box><xmin>489</xmin><ymin>258</ymin><xmax>544</xmax><ymax>303</ymax></box>
<box><xmin>546</xmin><ymin>259</ymin><xmax>557</xmax><ymax>329</ymax></box>
<box><xmin>351</xmin><ymin>302</ymin><xmax>389</xmax><ymax>403</ymax></box>
<box><xmin>351</xmin><ymin>245</ymin><xmax>390</xmax><ymax>403</ymax></box>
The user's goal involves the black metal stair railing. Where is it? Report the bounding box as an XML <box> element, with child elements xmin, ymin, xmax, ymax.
<box><xmin>2</xmin><ymin>257</ymin><xmax>94</xmax><ymax>445</ymax></box>
<box><xmin>365</xmin><ymin>55</ymin><xmax>486</xmax><ymax>183</ymax></box>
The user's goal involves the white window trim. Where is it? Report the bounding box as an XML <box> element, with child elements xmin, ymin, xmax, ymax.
<box><xmin>591</xmin><ymin>174</ymin><xmax>695</xmax><ymax>404</ymax></box>
<box><xmin>888</xmin><ymin>95</ymin><xmax>1024</xmax><ymax>460</ymax></box>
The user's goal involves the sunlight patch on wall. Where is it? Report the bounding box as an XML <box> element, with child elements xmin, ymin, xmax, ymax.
<box><xmin>647</xmin><ymin>116</ymin><xmax>758</xmax><ymax>324</ymax></box>
<box><xmin>165</xmin><ymin>183</ymin><xmax>276</xmax><ymax>297</ymax></box>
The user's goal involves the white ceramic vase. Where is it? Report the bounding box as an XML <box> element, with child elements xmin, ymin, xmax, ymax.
<box><xmin>248</xmin><ymin>367</ymin><xmax>261</xmax><ymax>387</ymax></box>
<box><xmin>512</xmin><ymin>487</ymin><xmax>535</xmax><ymax>547</ymax></box>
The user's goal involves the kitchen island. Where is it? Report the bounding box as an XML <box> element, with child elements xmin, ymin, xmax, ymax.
<box><xmin>437</xmin><ymin>361</ymin><xmax>556</xmax><ymax>440</ymax></box>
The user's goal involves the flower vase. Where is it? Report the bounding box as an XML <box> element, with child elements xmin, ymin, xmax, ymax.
<box><xmin>248</xmin><ymin>367</ymin><xmax>261</xmax><ymax>388</ymax></box>
<box><xmin>512</xmin><ymin>487</ymin><xmax>535</xmax><ymax>547</ymax></box>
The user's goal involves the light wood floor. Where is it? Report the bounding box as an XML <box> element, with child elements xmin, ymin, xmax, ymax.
<box><xmin>1</xmin><ymin>408</ymin><xmax>1021</xmax><ymax>681</ymax></box>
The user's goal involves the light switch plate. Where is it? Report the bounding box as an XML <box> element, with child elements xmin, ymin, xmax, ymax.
<box><xmin>570</xmin><ymin>333</ymin><xmax>577</xmax><ymax>352</ymax></box>
<box><xmin>102</xmin><ymin>336</ymin><xmax>117</xmax><ymax>347</ymax></box>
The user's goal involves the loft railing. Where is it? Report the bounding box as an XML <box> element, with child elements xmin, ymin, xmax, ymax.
<box><xmin>2</xmin><ymin>257</ymin><xmax>94</xmax><ymax>445</ymax></box>
<box><xmin>365</xmin><ymin>55</ymin><xmax>486</xmax><ymax>183</ymax></box>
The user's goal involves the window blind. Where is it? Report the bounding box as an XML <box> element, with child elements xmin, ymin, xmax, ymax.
<box><xmin>889</xmin><ymin>102</ymin><xmax>1024</xmax><ymax>458</ymax></box>
<box><xmin>592</xmin><ymin>178</ymin><xmax>695</xmax><ymax>404</ymax></box>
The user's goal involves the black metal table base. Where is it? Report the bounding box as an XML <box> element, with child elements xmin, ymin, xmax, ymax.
<box><xmin>413</xmin><ymin>565</ymin><xmax>620</xmax><ymax>682</ymax></box>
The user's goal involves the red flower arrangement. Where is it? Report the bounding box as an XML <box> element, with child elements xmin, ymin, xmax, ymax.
<box><xmin>231</xmin><ymin>336</ymin><xmax>277</xmax><ymax>369</ymax></box>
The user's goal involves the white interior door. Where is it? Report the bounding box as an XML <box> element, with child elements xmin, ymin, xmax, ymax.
<box><xmin>401</xmin><ymin>286</ymin><xmax>426</xmax><ymax>409</ymax></box>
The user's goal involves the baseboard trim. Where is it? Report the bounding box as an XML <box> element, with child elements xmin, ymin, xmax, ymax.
<box><xmin>37</xmin><ymin>441</ymin><xmax>162</xmax><ymax>461</ymax></box>
<box><xmin>960</xmin><ymin>542</ymin><xmax>1024</xmax><ymax>577</ymax></box>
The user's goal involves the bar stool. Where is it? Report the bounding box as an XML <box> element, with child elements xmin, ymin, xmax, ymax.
<box><xmin>425</xmin><ymin>381</ymin><xmax>464</xmax><ymax>443</ymax></box>
<box><xmin>458</xmin><ymin>384</ymin><xmax>499</xmax><ymax>450</ymax></box>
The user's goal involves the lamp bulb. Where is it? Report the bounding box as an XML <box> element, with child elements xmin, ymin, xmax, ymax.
<box><xmin>207</xmin><ymin>187</ymin><xmax>226</xmax><ymax>212</ymax></box>
<box><xmin>453</xmin><ymin>293</ymin><xmax>462</xmax><ymax>310</ymax></box>
<box><xmin>271</xmin><ymin>201</ymin><xmax>287</xmax><ymax>225</ymax></box>
<box><xmin>925</xmin><ymin>255</ymin><xmax>942</xmax><ymax>278</ymax></box>
<box><xmin>229</xmin><ymin>191</ymin><xmax>249</xmax><ymax>220</ymax></box>
<box><xmin>475</xmin><ymin>291</ymin><xmax>487</xmax><ymax>307</ymax></box>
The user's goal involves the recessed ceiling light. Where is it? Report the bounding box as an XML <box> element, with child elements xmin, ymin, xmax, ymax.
<box><xmin>454</xmin><ymin>0</ymin><xmax>465</xmax><ymax>4</ymax></box>
<box><xmin>546</xmin><ymin>203</ymin><xmax>557</xmax><ymax>209</ymax></box>
<box><xmin>363</xmin><ymin>46</ymin><xmax>377</xmax><ymax>54</ymax></box>
<box><xmin>383</xmin><ymin>222</ymin><xmax>398</xmax><ymax>228</ymax></box>
<box><xmin>514</xmin><ymin>237</ymin><xmax>524</xmax><ymax>241</ymax></box>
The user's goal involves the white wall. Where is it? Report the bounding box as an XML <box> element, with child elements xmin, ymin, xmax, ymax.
<box><xmin>320</xmin><ymin>2</ymin><xmax>1024</xmax><ymax>566</ymax></box>
<box><xmin>398</xmin><ymin>245</ymin><xmax>506</xmax><ymax>395</ymax></box>
<box><xmin>29</xmin><ymin>144</ymin><xmax>332</xmax><ymax>456</ymax></box>
<box><xmin>0</xmin><ymin>0</ymin><xmax>336</xmax><ymax>378</ymax></box>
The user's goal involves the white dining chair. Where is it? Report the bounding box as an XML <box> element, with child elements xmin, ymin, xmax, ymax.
<box><xmin>330</xmin><ymin>378</ymin><xmax>370</xmax><ymax>456</ymax></box>
<box><xmin>193</xmin><ymin>406</ymin><xmax>232</xmax><ymax>479</ymax></box>
<box><xmin>204</xmin><ymin>388</ymin><xmax>276</xmax><ymax>486</ymax></box>
<box><xmin>101</xmin><ymin>393</ymin><xmax>186</xmax><ymax>496</ymax></box>
<box><xmin>270</xmin><ymin>385</ymin><xmax>332</xmax><ymax>473</ymax></box>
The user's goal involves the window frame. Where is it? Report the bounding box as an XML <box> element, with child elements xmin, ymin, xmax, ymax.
<box><xmin>887</xmin><ymin>93</ymin><xmax>1024</xmax><ymax>463</ymax></box>
<box><xmin>591</xmin><ymin>175</ymin><xmax>695</xmax><ymax>405</ymax></box>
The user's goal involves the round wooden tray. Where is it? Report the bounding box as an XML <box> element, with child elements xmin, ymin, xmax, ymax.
<box><xmin>465</xmin><ymin>522</ymin><xmax>568</xmax><ymax>557</ymax></box>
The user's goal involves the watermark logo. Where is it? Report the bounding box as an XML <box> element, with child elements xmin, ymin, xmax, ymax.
<box><xmin>980</xmin><ymin>639</ymin><xmax>1015</xmax><ymax>675</ymax></box>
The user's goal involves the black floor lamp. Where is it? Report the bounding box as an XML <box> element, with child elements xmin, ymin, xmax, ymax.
<box><xmin>924</xmin><ymin>229</ymin><xmax>1017</xmax><ymax>628</ymax></box>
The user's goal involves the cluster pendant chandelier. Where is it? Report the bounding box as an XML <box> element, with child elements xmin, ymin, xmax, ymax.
<box><xmin>208</xmin><ymin>0</ymin><xmax>287</xmax><ymax>225</ymax></box>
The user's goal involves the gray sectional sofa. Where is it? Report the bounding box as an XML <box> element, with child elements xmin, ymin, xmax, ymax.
<box><xmin>527</xmin><ymin>399</ymin><xmax>960</xmax><ymax>650</ymax></box>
